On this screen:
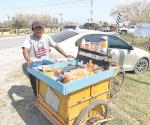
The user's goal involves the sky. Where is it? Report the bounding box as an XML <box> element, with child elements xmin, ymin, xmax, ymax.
<box><xmin>0</xmin><ymin>0</ymin><xmax>147</xmax><ymax>24</ymax></box>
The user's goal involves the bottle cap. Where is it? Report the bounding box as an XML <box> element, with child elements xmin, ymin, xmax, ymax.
<box><xmin>101</xmin><ymin>36</ymin><xmax>108</xmax><ymax>41</ymax></box>
<box><xmin>89</xmin><ymin>60</ymin><xmax>92</xmax><ymax>63</ymax></box>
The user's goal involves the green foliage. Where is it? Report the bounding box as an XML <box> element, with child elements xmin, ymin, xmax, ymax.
<box><xmin>12</xmin><ymin>20</ymin><xmax>24</xmax><ymax>29</ymax></box>
<box><xmin>103</xmin><ymin>21</ymin><xmax>109</xmax><ymax>27</ymax></box>
<box><xmin>1</xmin><ymin>13</ymin><xmax>60</xmax><ymax>30</ymax></box>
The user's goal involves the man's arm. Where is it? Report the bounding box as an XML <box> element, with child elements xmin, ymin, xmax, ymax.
<box><xmin>23</xmin><ymin>47</ymin><xmax>32</xmax><ymax>65</ymax></box>
<box><xmin>54</xmin><ymin>44</ymin><xmax>72</xmax><ymax>58</ymax></box>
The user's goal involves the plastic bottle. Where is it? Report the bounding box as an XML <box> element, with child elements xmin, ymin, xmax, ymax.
<box><xmin>87</xmin><ymin>60</ymin><xmax>94</xmax><ymax>73</ymax></box>
<box><xmin>101</xmin><ymin>36</ymin><xmax>108</xmax><ymax>54</ymax></box>
<box><xmin>80</xmin><ymin>39</ymin><xmax>86</xmax><ymax>49</ymax></box>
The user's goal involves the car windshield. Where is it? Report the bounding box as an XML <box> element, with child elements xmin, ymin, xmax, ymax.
<box><xmin>51</xmin><ymin>30</ymin><xmax>78</xmax><ymax>43</ymax></box>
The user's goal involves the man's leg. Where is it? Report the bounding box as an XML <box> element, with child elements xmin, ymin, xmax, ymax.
<box><xmin>29</xmin><ymin>73</ymin><xmax>37</xmax><ymax>96</ymax></box>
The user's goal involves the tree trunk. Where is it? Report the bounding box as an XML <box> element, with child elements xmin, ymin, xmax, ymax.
<box><xmin>17</xmin><ymin>28</ymin><xmax>20</xmax><ymax>34</ymax></box>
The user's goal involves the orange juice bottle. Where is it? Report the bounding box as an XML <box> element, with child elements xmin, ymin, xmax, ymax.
<box><xmin>87</xmin><ymin>60</ymin><xmax>94</xmax><ymax>73</ymax></box>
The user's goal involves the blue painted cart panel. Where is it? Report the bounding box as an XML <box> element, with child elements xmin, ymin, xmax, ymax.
<box><xmin>27</xmin><ymin>60</ymin><xmax>115</xmax><ymax>95</ymax></box>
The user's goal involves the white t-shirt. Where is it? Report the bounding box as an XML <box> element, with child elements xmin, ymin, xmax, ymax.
<box><xmin>22</xmin><ymin>34</ymin><xmax>56</xmax><ymax>61</ymax></box>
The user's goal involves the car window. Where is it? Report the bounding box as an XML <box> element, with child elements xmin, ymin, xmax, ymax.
<box><xmin>75</xmin><ymin>34</ymin><xmax>111</xmax><ymax>46</ymax></box>
<box><xmin>75</xmin><ymin>34</ymin><xmax>102</xmax><ymax>46</ymax></box>
<box><xmin>84</xmin><ymin>34</ymin><xmax>101</xmax><ymax>43</ymax></box>
<box><xmin>51</xmin><ymin>30</ymin><xmax>78</xmax><ymax>43</ymax></box>
<box><xmin>108</xmin><ymin>35</ymin><xmax>129</xmax><ymax>49</ymax></box>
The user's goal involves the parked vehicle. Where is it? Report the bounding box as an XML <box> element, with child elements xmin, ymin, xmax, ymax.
<box><xmin>50</xmin><ymin>29</ymin><xmax>150</xmax><ymax>73</ymax></box>
<box><xmin>117</xmin><ymin>25</ymin><xmax>136</xmax><ymax>34</ymax></box>
<box><xmin>60</xmin><ymin>24</ymin><xmax>80</xmax><ymax>31</ymax></box>
<box><xmin>83</xmin><ymin>22</ymin><xmax>99</xmax><ymax>30</ymax></box>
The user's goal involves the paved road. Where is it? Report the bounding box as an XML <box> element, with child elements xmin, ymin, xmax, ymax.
<box><xmin>0</xmin><ymin>36</ymin><xmax>27</xmax><ymax>49</ymax></box>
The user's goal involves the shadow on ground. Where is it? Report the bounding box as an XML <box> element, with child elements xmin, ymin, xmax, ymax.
<box><xmin>8</xmin><ymin>85</ymin><xmax>51</xmax><ymax>125</ymax></box>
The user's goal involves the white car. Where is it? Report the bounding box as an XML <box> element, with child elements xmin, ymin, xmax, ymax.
<box><xmin>50</xmin><ymin>29</ymin><xmax>150</xmax><ymax>73</ymax></box>
<box><xmin>118</xmin><ymin>25</ymin><xmax>136</xmax><ymax>34</ymax></box>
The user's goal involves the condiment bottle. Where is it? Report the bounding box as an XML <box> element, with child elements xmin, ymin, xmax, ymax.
<box><xmin>87</xmin><ymin>60</ymin><xmax>94</xmax><ymax>73</ymax></box>
<box><xmin>80</xmin><ymin>39</ymin><xmax>86</xmax><ymax>49</ymax></box>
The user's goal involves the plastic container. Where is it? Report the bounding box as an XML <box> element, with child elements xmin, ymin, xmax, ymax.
<box><xmin>87</xmin><ymin>60</ymin><xmax>94</xmax><ymax>73</ymax></box>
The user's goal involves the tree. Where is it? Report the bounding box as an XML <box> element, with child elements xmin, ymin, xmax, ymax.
<box><xmin>103</xmin><ymin>22</ymin><xmax>109</xmax><ymax>27</ymax></box>
<box><xmin>10</xmin><ymin>13</ymin><xmax>60</xmax><ymax>33</ymax></box>
<box><xmin>0</xmin><ymin>13</ymin><xmax>61</xmax><ymax>34</ymax></box>
<box><xmin>12</xmin><ymin>20</ymin><xmax>24</xmax><ymax>34</ymax></box>
<box><xmin>11</xmin><ymin>13</ymin><xmax>28</xmax><ymax>34</ymax></box>
<box><xmin>110</xmin><ymin>0</ymin><xmax>150</xmax><ymax>24</ymax></box>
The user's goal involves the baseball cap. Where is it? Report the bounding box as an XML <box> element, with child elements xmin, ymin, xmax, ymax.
<box><xmin>32</xmin><ymin>21</ymin><xmax>43</xmax><ymax>30</ymax></box>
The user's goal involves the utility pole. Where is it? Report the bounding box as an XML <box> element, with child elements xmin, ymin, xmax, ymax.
<box><xmin>90</xmin><ymin>0</ymin><xmax>93</xmax><ymax>22</ymax></box>
<box><xmin>59</xmin><ymin>13</ymin><xmax>63</xmax><ymax>26</ymax></box>
<box><xmin>7</xmin><ymin>15</ymin><xmax>11</xmax><ymax>34</ymax></box>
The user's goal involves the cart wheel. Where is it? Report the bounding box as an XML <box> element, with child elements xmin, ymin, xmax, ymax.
<box><xmin>110</xmin><ymin>71</ymin><xmax>125</xmax><ymax>98</ymax></box>
<box><xmin>76</xmin><ymin>100</ymin><xmax>111</xmax><ymax>125</ymax></box>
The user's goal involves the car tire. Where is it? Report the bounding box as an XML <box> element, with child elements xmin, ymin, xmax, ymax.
<box><xmin>134</xmin><ymin>58</ymin><xmax>149</xmax><ymax>74</ymax></box>
<box><xmin>121</xmin><ymin>30</ymin><xmax>127</xmax><ymax>35</ymax></box>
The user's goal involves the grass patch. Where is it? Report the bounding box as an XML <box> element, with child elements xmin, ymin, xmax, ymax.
<box><xmin>108</xmin><ymin>71</ymin><xmax>150</xmax><ymax>125</ymax></box>
<box><xmin>119</xmin><ymin>34</ymin><xmax>149</xmax><ymax>43</ymax></box>
<box><xmin>119</xmin><ymin>34</ymin><xmax>150</xmax><ymax>51</ymax></box>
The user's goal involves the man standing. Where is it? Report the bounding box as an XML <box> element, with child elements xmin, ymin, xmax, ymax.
<box><xmin>22</xmin><ymin>20</ymin><xmax>72</xmax><ymax>67</ymax></box>
<box><xmin>22</xmin><ymin>21</ymin><xmax>72</xmax><ymax>95</ymax></box>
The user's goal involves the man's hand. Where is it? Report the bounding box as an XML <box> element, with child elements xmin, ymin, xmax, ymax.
<box><xmin>23</xmin><ymin>48</ymin><xmax>33</xmax><ymax>65</ymax></box>
<box><xmin>54</xmin><ymin>45</ymin><xmax>74</xmax><ymax>58</ymax></box>
<box><xmin>65</xmin><ymin>54</ymin><xmax>74</xmax><ymax>58</ymax></box>
<box><xmin>27</xmin><ymin>59</ymin><xmax>33</xmax><ymax>65</ymax></box>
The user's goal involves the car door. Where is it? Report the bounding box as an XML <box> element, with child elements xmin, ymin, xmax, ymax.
<box><xmin>108</xmin><ymin>35</ymin><xmax>136</xmax><ymax>71</ymax></box>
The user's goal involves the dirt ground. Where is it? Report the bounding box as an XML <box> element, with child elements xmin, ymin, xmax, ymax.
<box><xmin>0</xmin><ymin>45</ymin><xmax>144</xmax><ymax>125</ymax></box>
<box><xmin>0</xmin><ymin>46</ymin><xmax>50</xmax><ymax>125</ymax></box>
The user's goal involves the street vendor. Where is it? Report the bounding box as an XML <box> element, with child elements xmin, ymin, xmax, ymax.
<box><xmin>22</xmin><ymin>20</ymin><xmax>72</xmax><ymax>67</ymax></box>
<box><xmin>22</xmin><ymin>20</ymin><xmax>72</xmax><ymax>95</ymax></box>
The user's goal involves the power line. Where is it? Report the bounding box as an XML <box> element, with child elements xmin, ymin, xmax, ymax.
<box><xmin>0</xmin><ymin>0</ymin><xmax>87</xmax><ymax>11</ymax></box>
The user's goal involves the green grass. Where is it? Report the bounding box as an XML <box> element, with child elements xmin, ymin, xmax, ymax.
<box><xmin>119</xmin><ymin>34</ymin><xmax>150</xmax><ymax>43</ymax></box>
<box><xmin>107</xmin><ymin>35</ymin><xmax>150</xmax><ymax>125</ymax></box>
<box><xmin>120</xmin><ymin>34</ymin><xmax>150</xmax><ymax>52</ymax></box>
<box><xmin>108</xmin><ymin>71</ymin><xmax>150</xmax><ymax>125</ymax></box>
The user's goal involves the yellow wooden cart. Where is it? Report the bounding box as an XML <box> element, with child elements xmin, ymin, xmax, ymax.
<box><xmin>27</xmin><ymin>59</ymin><xmax>119</xmax><ymax>125</ymax></box>
<box><xmin>27</xmin><ymin>46</ymin><xmax>122</xmax><ymax>125</ymax></box>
